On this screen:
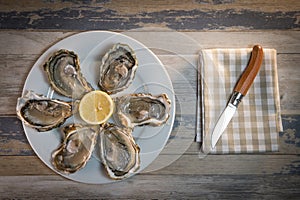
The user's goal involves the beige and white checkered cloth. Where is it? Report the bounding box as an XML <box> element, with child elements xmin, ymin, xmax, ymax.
<box><xmin>197</xmin><ymin>48</ymin><xmax>282</xmax><ymax>155</ymax></box>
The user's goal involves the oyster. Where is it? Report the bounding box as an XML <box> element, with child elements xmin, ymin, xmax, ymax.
<box><xmin>52</xmin><ymin>124</ymin><xmax>99</xmax><ymax>174</ymax></box>
<box><xmin>113</xmin><ymin>93</ymin><xmax>171</xmax><ymax>128</ymax></box>
<box><xmin>99</xmin><ymin>123</ymin><xmax>140</xmax><ymax>180</ymax></box>
<box><xmin>44</xmin><ymin>49</ymin><xmax>93</xmax><ymax>99</ymax></box>
<box><xmin>16</xmin><ymin>90</ymin><xmax>73</xmax><ymax>132</ymax></box>
<box><xmin>98</xmin><ymin>43</ymin><xmax>138</xmax><ymax>94</ymax></box>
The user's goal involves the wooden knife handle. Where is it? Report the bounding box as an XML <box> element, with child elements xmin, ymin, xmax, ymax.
<box><xmin>234</xmin><ymin>45</ymin><xmax>264</xmax><ymax>96</ymax></box>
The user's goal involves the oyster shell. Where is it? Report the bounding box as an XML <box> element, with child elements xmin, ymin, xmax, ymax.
<box><xmin>16</xmin><ymin>90</ymin><xmax>73</xmax><ymax>132</ymax></box>
<box><xmin>113</xmin><ymin>93</ymin><xmax>171</xmax><ymax>128</ymax></box>
<box><xmin>44</xmin><ymin>49</ymin><xmax>93</xmax><ymax>99</ymax></box>
<box><xmin>98</xmin><ymin>43</ymin><xmax>138</xmax><ymax>94</ymax></box>
<box><xmin>52</xmin><ymin>124</ymin><xmax>99</xmax><ymax>174</ymax></box>
<box><xmin>99</xmin><ymin>123</ymin><xmax>140</xmax><ymax>180</ymax></box>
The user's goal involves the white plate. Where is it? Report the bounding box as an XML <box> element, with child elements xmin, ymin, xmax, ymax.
<box><xmin>22</xmin><ymin>31</ymin><xmax>175</xmax><ymax>184</ymax></box>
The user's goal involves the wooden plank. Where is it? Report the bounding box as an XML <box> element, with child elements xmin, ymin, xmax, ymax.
<box><xmin>0</xmin><ymin>156</ymin><xmax>53</xmax><ymax>176</ymax></box>
<box><xmin>277</xmin><ymin>54</ymin><xmax>300</xmax><ymax>114</ymax></box>
<box><xmin>0</xmin><ymin>117</ymin><xmax>34</xmax><ymax>156</ymax></box>
<box><xmin>147</xmin><ymin>154</ymin><xmax>300</xmax><ymax>176</ymax></box>
<box><xmin>0</xmin><ymin>54</ymin><xmax>199</xmax><ymax>115</ymax></box>
<box><xmin>1</xmin><ymin>114</ymin><xmax>299</xmax><ymax>156</ymax></box>
<box><xmin>0</xmin><ymin>51</ymin><xmax>300</xmax><ymax>115</ymax></box>
<box><xmin>0</xmin><ymin>32</ymin><xmax>74</xmax><ymax>55</ymax></box>
<box><xmin>0</xmin><ymin>55</ymin><xmax>35</xmax><ymax>116</ymax></box>
<box><xmin>279</xmin><ymin>115</ymin><xmax>300</xmax><ymax>153</ymax></box>
<box><xmin>0</xmin><ymin>175</ymin><xmax>299</xmax><ymax>199</ymax></box>
<box><xmin>1</xmin><ymin>154</ymin><xmax>299</xmax><ymax>176</ymax></box>
<box><xmin>1</xmin><ymin>0</ymin><xmax>299</xmax><ymax>13</ymax></box>
<box><xmin>0</xmin><ymin>1</ymin><xmax>299</xmax><ymax>30</ymax></box>
<box><xmin>0</xmin><ymin>114</ymin><xmax>197</xmax><ymax>156</ymax></box>
<box><xmin>0</xmin><ymin>31</ymin><xmax>299</xmax><ymax>55</ymax></box>
<box><xmin>126</xmin><ymin>31</ymin><xmax>300</xmax><ymax>54</ymax></box>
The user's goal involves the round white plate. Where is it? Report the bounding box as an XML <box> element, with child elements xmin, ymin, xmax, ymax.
<box><xmin>22</xmin><ymin>31</ymin><xmax>175</xmax><ymax>184</ymax></box>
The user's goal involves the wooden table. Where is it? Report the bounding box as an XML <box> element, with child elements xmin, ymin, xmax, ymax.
<box><xmin>1</xmin><ymin>1</ymin><xmax>299</xmax><ymax>199</ymax></box>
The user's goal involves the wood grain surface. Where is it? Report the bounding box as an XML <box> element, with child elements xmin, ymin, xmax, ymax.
<box><xmin>0</xmin><ymin>0</ymin><xmax>299</xmax><ymax>30</ymax></box>
<box><xmin>0</xmin><ymin>0</ymin><xmax>299</xmax><ymax>199</ymax></box>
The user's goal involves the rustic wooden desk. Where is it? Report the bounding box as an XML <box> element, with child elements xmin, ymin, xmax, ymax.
<box><xmin>0</xmin><ymin>1</ymin><xmax>299</xmax><ymax>199</ymax></box>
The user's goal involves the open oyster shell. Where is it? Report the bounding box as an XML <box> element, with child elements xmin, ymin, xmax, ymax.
<box><xmin>113</xmin><ymin>93</ymin><xmax>171</xmax><ymax>128</ymax></box>
<box><xmin>16</xmin><ymin>90</ymin><xmax>74</xmax><ymax>132</ymax></box>
<box><xmin>98</xmin><ymin>43</ymin><xmax>138</xmax><ymax>94</ymax></box>
<box><xmin>43</xmin><ymin>49</ymin><xmax>93</xmax><ymax>99</ymax></box>
<box><xmin>51</xmin><ymin>124</ymin><xmax>100</xmax><ymax>174</ymax></box>
<box><xmin>98</xmin><ymin>123</ymin><xmax>140</xmax><ymax>180</ymax></box>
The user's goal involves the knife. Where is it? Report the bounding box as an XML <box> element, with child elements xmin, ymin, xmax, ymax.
<box><xmin>211</xmin><ymin>45</ymin><xmax>264</xmax><ymax>149</ymax></box>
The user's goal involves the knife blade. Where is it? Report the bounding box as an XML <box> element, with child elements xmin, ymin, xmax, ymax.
<box><xmin>211</xmin><ymin>45</ymin><xmax>264</xmax><ymax>149</ymax></box>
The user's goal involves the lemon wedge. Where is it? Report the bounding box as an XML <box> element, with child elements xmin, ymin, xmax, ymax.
<box><xmin>79</xmin><ymin>91</ymin><xmax>114</xmax><ymax>124</ymax></box>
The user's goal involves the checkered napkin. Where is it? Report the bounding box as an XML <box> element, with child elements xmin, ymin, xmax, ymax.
<box><xmin>197</xmin><ymin>48</ymin><xmax>282</xmax><ymax>155</ymax></box>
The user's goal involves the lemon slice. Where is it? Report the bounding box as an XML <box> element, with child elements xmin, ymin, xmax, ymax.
<box><xmin>79</xmin><ymin>91</ymin><xmax>114</xmax><ymax>124</ymax></box>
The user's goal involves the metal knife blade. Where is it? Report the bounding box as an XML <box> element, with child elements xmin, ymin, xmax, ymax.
<box><xmin>211</xmin><ymin>103</ymin><xmax>236</xmax><ymax>148</ymax></box>
<box><xmin>211</xmin><ymin>45</ymin><xmax>264</xmax><ymax>149</ymax></box>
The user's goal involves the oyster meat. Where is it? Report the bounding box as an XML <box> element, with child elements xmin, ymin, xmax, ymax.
<box><xmin>98</xmin><ymin>43</ymin><xmax>138</xmax><ymax>94</ymax></box>
<box><xmin>52</xmin><ymin>124</ymin><xmax>99</xmax><ymax>174</ymax></box>
<box><xmin>44</xmin><ymin>49</ymin><xmax>93</xmax><ymax>99</ymax></box>
<box><xmin>16</xmin><ymin>90</ymin><xmax>73</xmax><ymax>132</ymax></box>
<box><xmin>113</xmin><ymin>93</ymin><xmax>171</xmax><ymax>128</ymax></box>
<box><xmin>99</xmin><ymin>123</ymin><xmax>140</xmax><ymax>180</ymax></box>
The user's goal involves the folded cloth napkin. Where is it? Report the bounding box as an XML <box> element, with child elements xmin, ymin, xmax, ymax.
<box><xmin>197</xmin><ymin>47</ymin><xmax>282</xmax><ymax>155</ymax></box>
